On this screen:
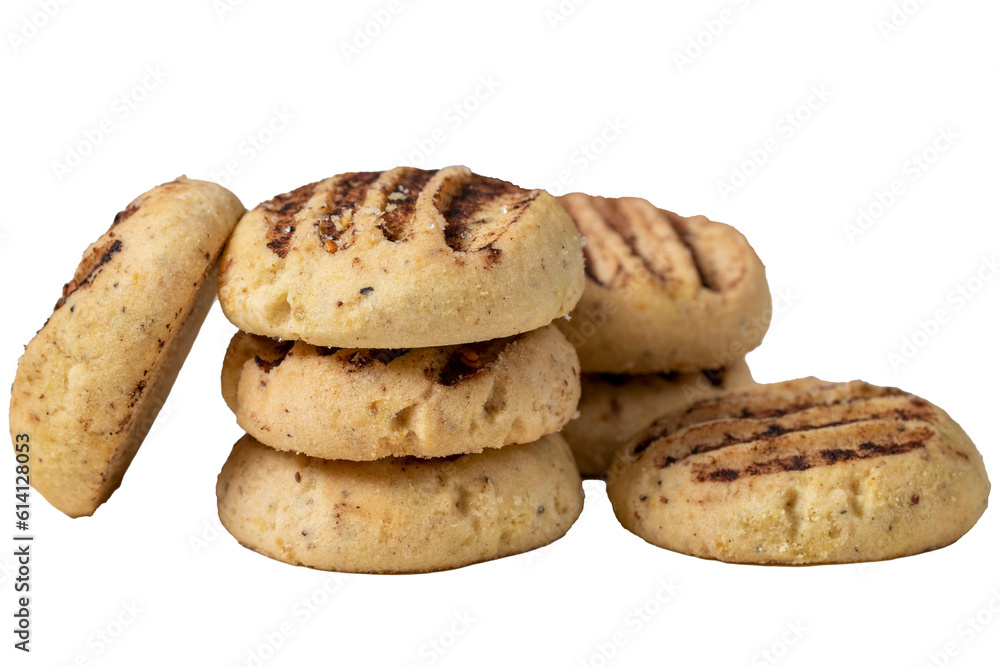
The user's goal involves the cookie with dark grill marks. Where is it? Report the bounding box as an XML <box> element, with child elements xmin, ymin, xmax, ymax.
<box><xmin>606</xmin><ymin>378</ymin><xmax>990</xmax><ymax>564</ymax></box>
<box><xmin>562</xmin><ymin>359</ymin><xmax>754</xmax><ymax>479</ymax></box>
<box><xmin>217</xmin><ymin>166</ymin><xmax>586</xmax><ymax>348</ymax></box>
<box><xmin>221</xmin><ymin>324</ymin><xmax>580</xmax><ymax>461</ymax></box>
<box><xmin>9</xmin><ymin>177</ymin><xmax>245</xmax><ymax>517</ymax></box>
<box><xmin>555</xmin><ymin>193</ymin><xmax>771</xmax><ymax>373</ymax></box>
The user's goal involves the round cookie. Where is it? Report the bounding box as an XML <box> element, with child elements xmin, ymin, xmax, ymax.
<box><xmin>217</xmin><ymin>166</ymin><xmax>585</xmax><ymax>348</ymax></box>
<box><xmin>555</xmin><ymin>193</ymin><xmax>771</xmax><ymax>374</ymax></box>
<box><xmin>563</xmin><ymin>359</ymin><xmax>754</xmax><ymax>479</ymax></box>
<box><xmin>217</xmin><ymin>433</ymin><xmax>584</xmax><ymax>573</ymax></box>
<box><xmin>221</xmin><ymin>324</ymin><xmax>581</xmax><ymax>461</ymax></box>
<box><xmin>9</xmin><ymin>177</ymin><xmax>245</xmax><ymax>517</ymax></box>
<box><xmin>606</xmin><ymin>378</ymin><xmax>990</xmax><ymax>565</ymax></box>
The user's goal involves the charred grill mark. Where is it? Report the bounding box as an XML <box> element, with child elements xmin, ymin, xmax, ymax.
<box><xmin>662</xmin><ymin>213</ymin><xmax>714</xmax><ymax>291</ymax></box>
<box><xmin>127</xmin><ymin>381</ymin><xmax>146</xmax><ymax>408</ymax></box>
<box><xmin>596</xmin><ymin>373</ymin><xmax>633</xmax><ymax>387</ymax></box>
<box><xmin>439</xmin><ymin>175</ymin><xmax>525</xmax><ymax>253</ymax></box>
<box><xmin>661</xmin><ymin>385</ymin><xmax>916</xmax><ymax>439</ymax></box>
<box><xmin>346</xmin><ymin>348</ymin><xmax>409</xmax><ymax>369</ymax></box>
<box><xmin>317</xmin><ymin>172</ymin><xmax>381</xmax><ymax>250</ymax></box>
<box><xmin>55</xmin><ymin>239</ymin><xmax>124</xmax><ymax>310</ymax></box>
<box><xmin>111</xmin><ymin>201</ymin><xmax>141</xmax><ymax>228</ymax></box>
<box><xmin>433</xmin><ymin>337</ymin><xmax>518</xmax><ymax>386</ymax></box>
<box><xmin>479</xmin><ymin>243</ymin><xmax>502</xmax><ymax>266</ymax></box>
<box><xmin>254</xmin><ymin>341</ymin><xmax>295</xmax><ymax>373</ymax></box>
<box><xmin>263</xmin><ymin>181</ymin><xmax>320</xmax><ymax>258</ymax></box>
<box><xmin>380</xmin><ymin>169</ymin><xmax>435</xmax><ymax>241</ymax></box>
<box><xmin>701</xmin><ymin>368</ymin><xmax>726</xmax><ymax>387</ymax></box>
<box><xmin>649</xmin><ymin>409</ymin><xmax>935</xmax><ymax>467</ymax></box>
<box><xmin>596</xmin><ymin>198</ymin><xmax>666</xmax><ymax>286</ymax></box>
<box><xmin>693</xmin><ymin>438</ymin><xmax>928</xmax><ymax>483</ymax></box>
<box><xmin>328</xmin><ymin>172</ymin><xmax>380</xmax><ymax>214</ymax></box>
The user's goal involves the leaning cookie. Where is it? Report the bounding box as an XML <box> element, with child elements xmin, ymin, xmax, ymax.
<box><xmin>217</xmin><ymin>434</ymin><xmax>584</xmax><ymax>573</ymax></box>
<box><xmin>9</xmin><ymin>178</ymin><xmax>245</xmax><ymax>517</ymax></box>
<box><xmin>221</xmin><ymin>324</ymin><xmax>581</xmax><ymax>460</ymax></box>
<box><xmin>556</xmin><ymin>193</ymin><xmax>771</xmax><ymax>373</ymax></box>
<box><xmin>217</xmin><ymin>166</ymin><xmax>586</xmax><ymax>348</ymax></box>
<box><xmin>563</xmin><ymin>359</ymin><xmax>754</xmax><ymax>479</ymax></box>
<box><xmin>606</xmin><ymin>378</ymin><xmax>990</xmax><ymax>565</ymax></box>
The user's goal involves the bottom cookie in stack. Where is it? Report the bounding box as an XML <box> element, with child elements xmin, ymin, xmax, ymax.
<box><xmin>216</xmin><ymin>324</ymin><xmax>585</xmax><ymax>573</ymax></box>
<box><xmin>561</xmin><ymin>359</ymin><xmax>754</xmax><ymax>479</ymax></box>
<box><xmin>217</xmin><ymin>434</ymin><xmax>583</xmax><ymax>574</ymax></box>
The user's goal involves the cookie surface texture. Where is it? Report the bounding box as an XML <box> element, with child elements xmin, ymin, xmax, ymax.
<box><xmin>9</xmin><ymin>177</ymin><xmax>245</xmax><ymax>517</ymax></box>
<box><xmin>556</xmin><ymin>193</ymin><xmax>771</xmax><ymax>373</ymax></box>
<box><xmin>217</xmin><ymin>166</ymin><xmax>586</xmax><ymax>348</ymax></box>
<box><xmin>563</xmin><ymin>359</ymin><xmax>753</xmax><ymax>478</ymax></box>
<box><xmin>606</xmin><ymin>378</ymin><xmax>990</xmax><ymax>564</ymax></box>
<box><xmin>221</xmin><ymin>324</ymin><xmax>581</xmax><ymax>460</ymax></box>
<box><xmin>217</xmin><ymin>434</ymin><xmax>584</xmax><ymax>573</ymax></box>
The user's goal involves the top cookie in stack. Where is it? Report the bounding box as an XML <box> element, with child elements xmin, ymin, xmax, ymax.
<box><xmin>218</xmin><ymin>166</ymin><xmax>584</xmax><ymax>347</ymax></box>
<box><xmin>215</xmin><ymin>166</ymin><xmax>589</xmax><ymax>573</ymax></box>
<box><xmin>555</xmin><ymin>193</ymin><xmax>772</xmax><ymax>477</ymax></box>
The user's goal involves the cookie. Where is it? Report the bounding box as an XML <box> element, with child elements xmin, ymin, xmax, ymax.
<box><xmin>9</xmin><ymin>177</ymin><xmax>245</xmax><ymax>517</ymax></box>
<box><xmin>217</xmin><ymin>433</ymin><xmax>584</xmax><ymax>573</ymax></box>
<box><xmin>563</xmin><ymin>359</ymin><xmax>753</xmax><ymax>479</ymax></box>
<box><xmin>606</xmin><ymin>378</ymin><xmax>990</xmax><ymax>564</ymax></box>
<box><xmin>221</xmin><ymin>324</ymin><xmax>580</xmax><ymax>460</ymax></box>
<box><xmin>217</xmin><ymin>166</ymin><xmax>585</xmax><ymax>348</ymax></box>
<box><xmin>555</xmin><ymin>193</ymin><xmax>771</xmax><ymax>373</ymax></box>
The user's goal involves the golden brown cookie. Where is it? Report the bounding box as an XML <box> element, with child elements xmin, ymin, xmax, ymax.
<box><xmin>606</xmin><ymin>378</ymin><xmax>990</xmax><ymax>564</ymax></box>
<box><xmin>556</xmin><ymin>193</ymin><xmax>771</xmax><ymax>373</ymax></box>
<box><xmin>221</xmin><ymin>324</ymin><xmax>580</xmax><ymax>460</ymax></box>
<box><xmin>217</xmin><ymin>434</ymin><xmax>584</xmax><ymax>573</ymax></box>
<box><xmin>563</xmin><ymin>359</ymin><xmax>753</xmax><ymax>478</ymax></box>
<box><xmin>217</xmin><ymin>167</ymin><xmax>585</xmax><ymax>348</ymax></box>
<box><xmin>9</xmin><ymin>178</ymin><xmax>245</xmax><ymax>517</ymax></box>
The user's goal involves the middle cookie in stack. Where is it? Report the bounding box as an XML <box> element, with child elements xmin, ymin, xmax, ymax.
<box><xmin>215</xmin><ymin>166</ymin><xmax>588</xmax><ymax>573</ymax></box>
<box><xmin>556</xmin><ymin>193</ymin><xmax>772</xmax><ymax>478</ymax></box>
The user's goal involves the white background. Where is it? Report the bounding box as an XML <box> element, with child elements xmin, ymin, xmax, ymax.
<box><xmin>2</xmin><ymin>1</ymin><xmax>999</xmax><ymax>665</ymax></box>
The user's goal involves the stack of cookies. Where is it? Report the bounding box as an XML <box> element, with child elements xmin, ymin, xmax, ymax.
<box><xmin>214</xmin><ymin>166</ymin><xmax>589</xmax><ymax>573</ymax></box>
<box><xmin>554</xmin><ymin>193</ymin><xmax>773</xmax><ymax>478</ymax></box>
